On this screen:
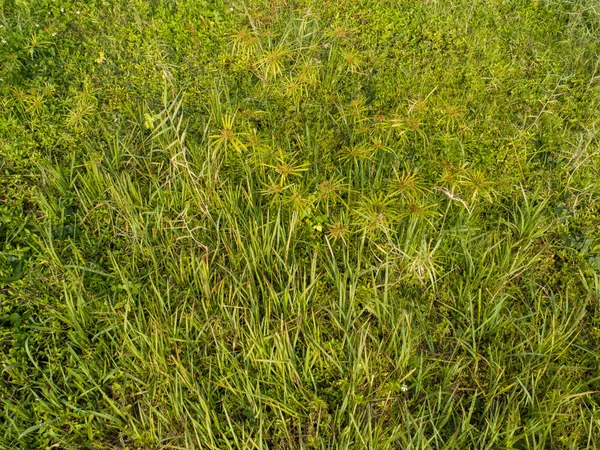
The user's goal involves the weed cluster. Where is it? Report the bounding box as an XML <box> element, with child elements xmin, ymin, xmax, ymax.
<box><xmin>1</xmin><ymin>0</ymin><xmax>599</xmax><ymax>448</ymax></box>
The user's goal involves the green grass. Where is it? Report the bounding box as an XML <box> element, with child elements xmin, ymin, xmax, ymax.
<box><xmin>1</xmin><ymin>0</ymin><xmax>600</xmax><ymax>448</ymax></box>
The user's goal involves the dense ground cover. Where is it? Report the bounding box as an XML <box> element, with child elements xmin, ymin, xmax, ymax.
<box><xmin>1</xmin><ymin>0</ymin><xmax>600</xmax><ymax>448</ymax></box>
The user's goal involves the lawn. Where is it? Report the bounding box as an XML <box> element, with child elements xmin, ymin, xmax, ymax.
<box><xmin>1</xmin><ymin>0</ymin><xmax>600</xmax><ymax>448</ymax></box>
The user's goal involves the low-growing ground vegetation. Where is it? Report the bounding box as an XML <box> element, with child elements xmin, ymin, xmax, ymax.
<box><xmin>1</xmin><ymin>0</ymin><xmax>600</xmax><ymax>448</ymax></box>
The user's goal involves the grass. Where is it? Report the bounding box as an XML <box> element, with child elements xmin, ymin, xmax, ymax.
<box><xmin>1</xmin><ymin>0</ymin><xmax>600</xmax><ymax>448</ymax></box>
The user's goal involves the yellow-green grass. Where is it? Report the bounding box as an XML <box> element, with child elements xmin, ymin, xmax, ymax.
<box><xmin>1</xmin><ymin>0</ymin><xmax>599</xmax><ymax>448</ymax></box>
